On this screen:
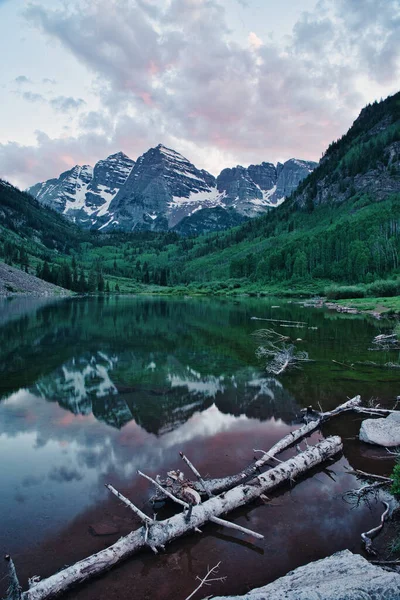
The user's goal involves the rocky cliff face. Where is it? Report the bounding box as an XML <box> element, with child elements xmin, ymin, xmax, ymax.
<box><xmin>27</xmin><ymin>145</ymin><xmax>317</xmax><ymax>234</ymax></box>
<box><xmin>275</xmin><ymin>159</ymin><xmax>317</xmax><ymax>200</ymax></box>
<box><xmin>173</xmin><ymin>205</ymin><xmax>247</xmax><ymax>236</ymax></box>
<box><xmin>216</xmin><ymin>159</ymin><xmax>317</xmax><ymax>217</ymax></box>
<box><xmin>292</xmin><ymin>91</ymin><xmax>400</xmax><ymax>208</ymax></box>
<box><xmin>27</xmin><ymin>152</ymin><xmax>135</xmax><ymax>227</ymax></box>
<box><xmin>103</xmin><ymin>144</ymin><xmax>219</xmax><ymax>231</ymax></box>
<box><xmin>0</xmin><ymin>263</ymin><xmax>68</xmax><ymax>296</ymax></box>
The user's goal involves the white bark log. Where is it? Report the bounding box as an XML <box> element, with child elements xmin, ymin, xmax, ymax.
<box><xmin>158</xmin><ymin>396</ymin><xmax>360</xmax><ymax>498</ymax></box>
<box><xmin>180</xmin><ymin>452</ymin><xmax>213</xmax><ymax>497</ymax></box>
<box><xmin>354</xmin><ymin>407</ymin><xmax>398</xmax><ymax>416</ymax></box>
<box><xmin>105</xmin><ymin>484</ymin><xmax>154</xmax><ymax>524</ymax></box>
<box><xmin>208</xmin><ymin>516</ymin><xmax>264</xmax><ymax>540</ymax></box>
<box><xmin>23</xmin><ymin>437</ymin><xmax>342</xmax><ymax>600</ymax></box>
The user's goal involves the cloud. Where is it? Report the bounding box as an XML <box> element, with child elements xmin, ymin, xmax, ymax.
<box><xmin>14</xmin><ymin>75</ymin><xmax>32</xmax><ymax>84</ymax></box>
<box><xmin>50</xmin><ymin>95</ymin><xmax>86</xmax><ymax>112</ymax></box>
<box><xmin>248</xmin><ymin>31</ymin><xmax>263</xmax><ymax>50</ymax></box>
<box><xmin>78</xmin><ymin>110</ymin><xmax>112</xmax><ymax>132</ymax></box>
<box><xmin>42</xmin><ymin>77</ymin><xmax>57</xmax><ymax>85</ymax></box>
<box><xmin>2</xmin><ymin>0</ymin><xmax>399</xmax><ymax>188</ymax></box>
<box><xmin>0</xmin><ymin>130</ymin><xmax>116</xmax><ymax>188</ymax></box>
<box><xmin>48</xmin><ymin>466</ymin><xmax>83</xmax><ymax>483</ymax></box>
<box><xmin>21</xmin><ymin>91</ymin><xmax>45</xmax><ymax>103</ymax></box>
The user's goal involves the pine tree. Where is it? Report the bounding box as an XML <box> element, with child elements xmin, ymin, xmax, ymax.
<box><xmin>97</xmin><ymin>272</ymin><xmax>105</xmax><ymax>292</ymax></box>
<box><xmin>142</xmin><ymin>262</ymin><xmax>150</xmax><ymax>284</ymax></box>
<box><xmin>78</xmin><ymin>269</ymin><xmax>87</xmax><ymax>292</ymax></box>
<box><xmin>87</xmin><ymin>270</ymin><xmax>97</xmax><ymax>292</ymax></box>
<box><xmin>42</xmin><ymin>260</ymin><xmax>52</xmax><ymax>282</ymax></box>
<box><xmin>59</xmin><ymin>263</ymin><xmax>72</xmax><ymax>289</ymax></box>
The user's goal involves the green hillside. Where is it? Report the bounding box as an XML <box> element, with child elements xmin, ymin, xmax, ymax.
<box><xmin>1</xmin><ymin>91</ymin><xmax>400</xmax><ymax>298</ymax></box>
<box><xmin>0</xmin><ymin>179</ymin><xmax>179</xmax><ymax>292</ymax></box>
<box><xmin>104</xmin><ymin>91</ymin><xmax>399</xmax><ymax>294</ymax></box>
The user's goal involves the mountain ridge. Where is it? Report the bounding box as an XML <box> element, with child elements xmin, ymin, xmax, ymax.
<box><xmin>2</xmin><ymin>91</ymin><xmax>400</xmax><ymax>294</ymax></box>
<box><xmin>27</xmin><ymin>144</ymin><xmax>316</xmax><ymax>234</ymax></box>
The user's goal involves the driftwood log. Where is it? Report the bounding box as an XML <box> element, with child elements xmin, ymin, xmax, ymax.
<box><xmin>151</xmin><ymin>396</ymin><xmax>361</xmax><ymax>503</ymax></box>
<box><xmin>14</xmin><ymin>437</ymin><xmax>342</xmax><ymax>600</ymax></box>
<box><xmin>361</xmin><ymin>501</ymin><xmax>390</xmax><ymax>555</ymax></box>
<box><xmin>256</xmin><ymin>342</ymin><xmax>311</xmax><ymax>375</ymax></box>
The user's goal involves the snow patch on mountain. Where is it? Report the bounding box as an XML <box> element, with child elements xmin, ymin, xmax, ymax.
<box><xmin>28</xmin><ymin>145</ymin><xmax>317</xmax><ymax>234</ymax></box>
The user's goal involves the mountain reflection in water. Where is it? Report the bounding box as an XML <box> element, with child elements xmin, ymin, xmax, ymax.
<box><xmin>26</xmin><ymin>351</ymin><xmax>299</xmax><ymax>432</ymax></box>
<box><xmin>0</xmin><ymin>295</ymin><xmax>399</xmax><ymax>600</ymax></box>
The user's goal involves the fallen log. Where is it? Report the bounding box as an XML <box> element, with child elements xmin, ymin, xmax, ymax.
<box><xmin>152</xmin><ymin>396</ymin><xmax>361</xmax><ymax>502</ymax></box>
<box><xmin>20</xmin><ymin>437</ymin><xmax>342</xmax><ymax>600</ymax></box>
<box><xmin>354</xmin><ymin>406</ymin><xmax>399</xmax><ymax>416</ymax></box>
<box><xmin>361</xmin><ymin>501</ymin><xmax>390</xmax><ymax>555</ymax></box>
<box><xmin>371</xmin><ymin>333</ymin><xmax>400</xmax><ymax>351</ymax></box>
<box><xmin>346</xmin><ymin>469</ymin><xmax>393</xmax><ymax>483</ymax></box>
<box><xmin>251</xmin><ymin>317</ymin><xmax>307</xmax><ymax>326</ymax></box>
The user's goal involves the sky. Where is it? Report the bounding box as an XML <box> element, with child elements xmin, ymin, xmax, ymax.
<box><xmin>0</xmin><ymin>0</ymin><xmax>399</xmax><ymax>189</ymax></box>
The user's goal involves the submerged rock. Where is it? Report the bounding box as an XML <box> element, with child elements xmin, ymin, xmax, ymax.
<box><xmin>213</xmin><ymin>550</ymin><xmax>400</xmax><ymax>599</ymax></box>
<box><xmin>359</xmin><ymin>412</ymin><xmax>400</xmax><ymax>447</ymax></box>
<box><xmin>88</xmin><ymin>522</ymin><xmax>119</xmax><ymax>536</ymax></box>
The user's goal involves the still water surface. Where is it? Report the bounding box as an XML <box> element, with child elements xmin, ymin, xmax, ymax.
<box><xmin>0</xmin><ymin>295</ymin><xmax>398</xmax><ymax>598</ymax></box>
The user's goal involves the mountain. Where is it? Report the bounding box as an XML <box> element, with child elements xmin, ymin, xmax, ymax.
<box><xmin>0</xmin><ymin>178</ymin><xmax>94</xmax><ymax>293</ymax></box>
<box><xmin>0</xmin><ymin>178</ymin><xmax>85</xmax><ymax>254</ymax></box>
<box><xmin>27</xmin><ymin>152</ymin><xmax>135</xmax><ymax>227</ymax></box>
<box><xmin>133</xmin><ymin>92</ymin><xmax>400</xmax><ymax>288</ymax></box>
<box><xmin>4</xmin><ymin>93</ymin><xmax>400</xmax><ymax>293</ymax></box>
<box><xmin>104</xmin><ymin>144</ymin><xmax>219</xmax><ymax>231</ymax></box>
<box><xmin>174</xmin><ymin>205</ymin><xmax>247</xmax><ymax>236</ymax></box>
<box><xmin>216</xmin><ymin>159</ymin><xmax>316</xmax><ymax>217</ymax></box>
<box><xmin>292</xmin><ymin>92</ymin><xmax>400</xmax><ymax>209</ymax></box>
<box><xmin>27</xmin><ymin>145</ymin><xmax>316</xmax><ymax>234</ymax></box>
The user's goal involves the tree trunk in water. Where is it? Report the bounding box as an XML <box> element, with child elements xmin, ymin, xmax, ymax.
<box><xmin>23</xmin><ymin>436</ymin><xmax>342</xmax><ymax>600</ymax></box>
<box><xmin>153</xmin><ymin>396</ymin><xmax>360</xmax><ymax>501</ymax></box>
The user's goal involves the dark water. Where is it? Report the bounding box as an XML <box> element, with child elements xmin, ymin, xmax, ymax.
<box><xmin>0</xmin><ymin>295</ymin><xmax>398</xmax><ymax>599</ymax></box>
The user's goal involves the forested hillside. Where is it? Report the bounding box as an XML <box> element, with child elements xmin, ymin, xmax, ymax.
<box><xmin>0</xmin><ymin>179</ymin><xmax>179</xmax><ymax>291</ymax></box>
<box><xmin>293</xmin><ymin>91</ymin><xmax>400</xmax><ymax>208</ymax></box>
<box><xmin>118</xmin><ymin>91</ymin><xmax>400</xmax><ymax>290</ymax></box>
<box><xmin>1</xmin><ymin>92</ymin><xmax>400</xmax><ymax>295</ymax></box>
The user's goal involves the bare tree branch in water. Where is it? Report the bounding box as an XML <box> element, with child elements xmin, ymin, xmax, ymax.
<box><xmin>371</xmin><ymin>333</ymin><xmax>400</xmax><ymax>351</ymax></box>
<box><xmin>12</xmin><ymin>437</ymin><xmax>342</xmax><ymax>600</ymax></box>
<box><xmin>256</xmin><ymin>342</ymin><xmax>310</xmax><ymax>375</ymax></box>
<box><xmin>184</xmin><ymin>562</ymin><xmax>226</xmax><ymax>600</ymax></box>
<box><xmin>361</xmin><ymin>502</ymin><xmax>390</xmax><ymax>556</ymax></box>
<box><xmin>152</xmin><ymin>396</ymin><xmax>361</xmax><ymax>504</ymax></box>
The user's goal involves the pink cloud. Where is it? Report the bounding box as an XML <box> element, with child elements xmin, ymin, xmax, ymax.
<box><xmin>1</xmin><ymin>0</ymin><xmax>398</xmax><ymax>187</ymax></box>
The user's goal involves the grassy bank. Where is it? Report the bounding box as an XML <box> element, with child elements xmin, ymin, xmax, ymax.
<box><xmin>335</xmin><ymin>296</ymin><xmax>400</xmax><ymax>315</ymax></box>
<box><xmin>102</xmin><ymin>277</ymin><xmax>330</xmax><ymax>297</ymax></box>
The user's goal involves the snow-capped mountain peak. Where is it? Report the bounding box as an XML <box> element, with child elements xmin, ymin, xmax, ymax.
<box><xmin>27</xmin><ymin>152</ymin><xmax>135</xmax><ymax>223</ymax></box>
<box><xmin>27</xmin><ymin>147</ymin><xmax>317</xmax><ymax>234</ymax></box>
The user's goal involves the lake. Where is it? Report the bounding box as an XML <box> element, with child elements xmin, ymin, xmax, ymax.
<box><xmin>0</xmin><ymin>295</ymin><xmax>398</xmax><ymax>599</ymax></box>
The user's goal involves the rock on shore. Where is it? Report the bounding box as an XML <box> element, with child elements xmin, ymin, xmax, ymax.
<box><xmin>360</xmin><ymin>412</ymin><xmax>400</xmax><ymax>447</ymax></box>
<box><xmin>213</xmin><ymin>550</ymin><xmax>400</xmax><ymax>599</ymax></box>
